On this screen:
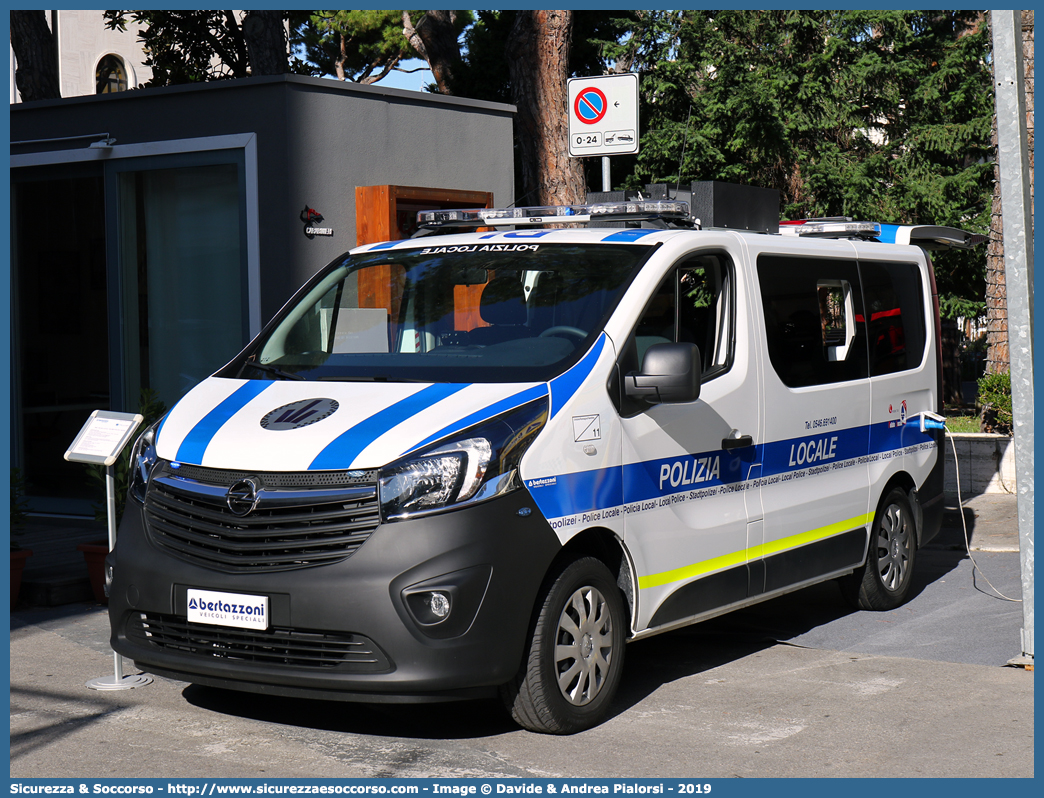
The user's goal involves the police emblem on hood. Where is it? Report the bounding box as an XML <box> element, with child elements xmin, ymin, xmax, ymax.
<box><xmin>260</xmin><ymin>398</ymin><xmax>339</xmax><ymax>431</ymax></box>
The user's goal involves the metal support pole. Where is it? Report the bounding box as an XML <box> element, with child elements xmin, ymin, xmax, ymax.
<box><xmin>602</xmin><ymin>156</ymin><xmax>611</xmax><ymax>193</ymax></box>
<box><xmin>106</xmin><ymin>464</ymin><xmax>117</xmax><ymax>550</ymax></box>
<box><xmin>86</xmin><ymin>465</ymin><xmax>152</xmax><ymax>690</ymax></box>
<box><xmin>992</xmin><ymin>10</ymin><xmax>1034</xmax><ymax>664</ymax></box>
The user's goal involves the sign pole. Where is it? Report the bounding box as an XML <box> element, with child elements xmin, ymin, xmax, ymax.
<box><xmin>87</xmin><ymin>464</ymin><xmax>152</xmax><ymax>690</ymax></box>
<box><xmin>602</xmin><ymin>157</ymin><xmax>611</xmax><ymax>193</ymax></box>
<box><xmin>106</xmin><ymin>465</ymin><xmax>117</xmax><ymax>551</ymax></box>
<box><xmin>86</xmin><ymin>463</ymin><xmax>152</xmax><ymax>691</ymax></box>
<box><xmin>992</xmin><ymin>10</ymin><xmax>1034</xmax><ymax>666</ymax></box>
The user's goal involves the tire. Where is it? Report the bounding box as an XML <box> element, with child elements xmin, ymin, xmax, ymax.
<box><xmin>842</xmin><ymin>487</ymin><xmax>918</xmax><ymax>610</ymax></box>
<box><xmin>501</xmin><ymin>557</ymin><xmax>627</xmax><ymax>734</ymax></box>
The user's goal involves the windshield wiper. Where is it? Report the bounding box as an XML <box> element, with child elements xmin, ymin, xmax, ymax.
<box><xmin>244</xmin><ymin>361</ymin><xmax>305</xmax><ymax>381</ymax></box>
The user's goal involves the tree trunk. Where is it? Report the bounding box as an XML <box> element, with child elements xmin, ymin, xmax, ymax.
<box><xmin>506</xmin><ymin>10</ymin><xmax>585</xmax><ymax>207</ymax></box>
<box><xmin>242</xmin><ymin>10</ymin><xmax>288</xmax><ymax>76</ymax></box>
<box><xmin>406</xmin><ymin>11</ymin><xmax>461</xmax><ymax>94</ymax></box>
<box><xmin>10</xmin><ymin>10</ymin><xmax>60</xmax><ymax>101</ymax></box>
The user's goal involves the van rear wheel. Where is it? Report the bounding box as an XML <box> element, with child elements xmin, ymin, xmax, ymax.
<box><xmin>842</xmin><ymin>487</ymin><xmax>917</xmax><ymax>610</ymax></box>
<box><xmin>501</xmin><ymin>557</ymin><xmax>626</xmax><ymax>734</ymax></box>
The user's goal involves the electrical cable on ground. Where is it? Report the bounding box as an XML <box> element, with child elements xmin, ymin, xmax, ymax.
<box><xmin>942</xmin><ymin>421</ymin><xmax>1022</xmax><ymax>603</ymax></box>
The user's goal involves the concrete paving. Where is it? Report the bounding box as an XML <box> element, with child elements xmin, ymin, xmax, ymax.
<box><xmin>9</xmin><ymin>494</ymin><xmax>1033</xmax><ymax>779</ymax></box>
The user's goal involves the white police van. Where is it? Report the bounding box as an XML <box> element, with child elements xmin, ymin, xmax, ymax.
<box><xmin>108</xmin><ymin>190</ymin><xmax>981</xmax><ymax>733</ymax></box>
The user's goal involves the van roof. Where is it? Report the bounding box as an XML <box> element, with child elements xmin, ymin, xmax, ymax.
<box><xmin>353</xmin><ymin>200</ymin><xmax>984</xmax><ymax>255</ymax></box>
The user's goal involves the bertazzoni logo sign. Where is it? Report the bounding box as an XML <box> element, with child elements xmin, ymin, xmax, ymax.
<box><xmin>260</xmin><ymin>398</ymin><xmax>339</xmax><ymax>431</ymax></box>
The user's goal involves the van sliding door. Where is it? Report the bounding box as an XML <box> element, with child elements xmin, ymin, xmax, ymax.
<box><xmin>751</xmin><ymin>249</ymin><xmax>873</xmax><ymax>594</ymax></box>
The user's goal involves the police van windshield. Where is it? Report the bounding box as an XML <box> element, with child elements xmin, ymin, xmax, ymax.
<box><xmin>226</xmin><ymin>242</ymin><xmax>653</xmax><ymax>383</ymax></box>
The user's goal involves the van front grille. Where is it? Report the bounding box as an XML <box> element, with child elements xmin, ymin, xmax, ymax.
<box><xmin>127</xmin><ymin>612</ymin><xmax>391</xmax><ymax>672</ymax></box>
<box><xmin>143</xmin><ymin>464</ymin><xmax>381</xmax><ymax>573</ymax></box>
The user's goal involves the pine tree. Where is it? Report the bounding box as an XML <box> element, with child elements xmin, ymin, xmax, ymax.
<box><xmin>618</xmin><ymin>10</ymin><xmax>992</xmax><ymax>315</ymax></box>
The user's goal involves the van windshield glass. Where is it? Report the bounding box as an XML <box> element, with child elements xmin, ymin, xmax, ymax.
<box><xmin>227</xmin><ymin>243</ymin><xmax>652</xmax><ymax>383</ymax></box>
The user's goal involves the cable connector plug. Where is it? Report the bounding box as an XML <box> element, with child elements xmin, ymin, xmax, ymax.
<box><xmin>905</xmin><ymin>411</ymin><xmax>946</xmax><ymax>432</ymax></box>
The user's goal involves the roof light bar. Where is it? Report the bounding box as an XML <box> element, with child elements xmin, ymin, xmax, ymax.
<box><xmin>780</xmin><ymin>221</ymin><xmax>881</xmax><ymax>239</ymax></box>
<box><xmin>417</xmin><ymin>200</ymin><xmax>691</xmax><ymax>230</ymax></box>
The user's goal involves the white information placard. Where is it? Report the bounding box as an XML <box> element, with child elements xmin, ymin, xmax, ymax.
<box><xmin>64</xmin><ymin>410</ymin><xmax>144</xmax><ymax>466</ymax></box>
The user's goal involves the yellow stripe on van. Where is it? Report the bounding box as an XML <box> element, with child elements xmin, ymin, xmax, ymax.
<box><xmin>637</xmin><ymin>512</ymin><xmax>874</xmax><ymax>591</ymax></box>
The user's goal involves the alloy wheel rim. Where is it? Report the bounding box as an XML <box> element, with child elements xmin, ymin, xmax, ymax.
<box><xmin>554</xmin><ymin>586</ymin><xmax>614</xmax><ymax>706</ymax></box>
<box><xmin>876</xmin><ymin>502</ymin><xmax>912</xmax><ymax>590</ymax></box>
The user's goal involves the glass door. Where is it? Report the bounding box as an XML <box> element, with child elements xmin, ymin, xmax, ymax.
<box><xmin>118</xmin><ymin>162</ymin><xmax>248</xmax><ymax>411</ymax></box>
<box><xmin>11</xmin><ymin>172</ymin><xmax>110</xmax><ymax>508</ymax></box>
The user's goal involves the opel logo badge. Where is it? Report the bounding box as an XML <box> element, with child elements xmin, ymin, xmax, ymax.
<box><xmin>227</xmin><ymin>478</ymin><xmax>261</xmax><ymax>516</ymax></box>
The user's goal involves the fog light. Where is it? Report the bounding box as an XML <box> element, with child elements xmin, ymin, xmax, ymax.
<box><xmin>429</xmin><ymin>592</ymin><xmax>451</xmax><ymax>619</ymax></box>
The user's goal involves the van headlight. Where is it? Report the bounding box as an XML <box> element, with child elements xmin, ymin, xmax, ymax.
<box><xmin>128</xmin><ymin>420</ymin><xmax>161</xmax><ymax>504</ymax></box>
<box><xmin>379</xmin><ymin>396</ymin><xmax>548</xmax><ymax>521</ymax></box>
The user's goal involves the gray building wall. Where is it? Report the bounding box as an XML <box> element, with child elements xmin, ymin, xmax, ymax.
<box><xmin>11</xmin><ymin>74</ymin><xmax>516</xmax><ymax>322</ymax></box>
<box><xmin>10</xmin><ymin>76</ymin><xmax>514</xmax><ymax>510</ymax></box>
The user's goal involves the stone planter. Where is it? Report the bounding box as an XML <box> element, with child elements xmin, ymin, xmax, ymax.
<box><xmin>77</xmin><ymin>541</ymin><xmax>110</xmax><ymax>604</ymax></box>
<box><xmin>10</xmin><ymin>548</ymin><xmax>33</xmax><ymax>605</ymax></box>
<box><xmin>943</xmin><ymin>433</ymin><xmax>1016</xmax><ymax>497</ymax></box>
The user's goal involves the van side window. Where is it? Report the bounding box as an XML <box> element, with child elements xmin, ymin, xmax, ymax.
<box><xmin>634</xmin><ymin>254</ymin><xmax>734</xmax><ymax>377</ymax></box>
<box><xmin>858</xmin><ymin>260</ymin><xmax>926</xmax><ymax>376</ymax></box>
<box><xmin>612</xmin><ymin>254</ymin><xmax>733</xmax><ymax>417</ymax></box>
<box><xmin>758</xmin><ymin>255</ymin><xmax>869</xmax><ymax>387</ymax></box>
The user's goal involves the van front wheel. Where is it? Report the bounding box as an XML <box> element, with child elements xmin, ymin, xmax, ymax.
<box><xmin>501</xmin><ymin>557</ymin><xmax>626</xmax><ymax>734</ymax></box>
<box><xmin>844</xmin><ymin>487</ymin><xmax>917</xmax><ymax>610</ymax></box>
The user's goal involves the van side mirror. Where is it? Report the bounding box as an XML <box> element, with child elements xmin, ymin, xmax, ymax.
<box><xmin>625</xmin><ymin>342</ymin><xmax>701</xmax><ymax>404</ymax></box>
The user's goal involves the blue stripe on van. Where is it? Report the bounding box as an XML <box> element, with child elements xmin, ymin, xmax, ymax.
<box><xmin>404</xmin><ymin>384</ymin><xmax>550</xmax><ymax>455</ymax></box>
<box><xmin>153</xmin><ymin>412</ymin><xmax>169</xmax><ymax>447</ymax></box>
<box><xmin>600</xmin><ymin>229</ymin><xmax>659</xmax><ymax>242</ymax></box>
<box><xmin>876</xmin><ymin>224</ymin><xmax>900</xmax><ymax>244</ymax></box>
<box><xmin>308</xmin><ymin>383</ymin><xmax>468</xmax><ymax>470</ymax></box>
<box><xmin>548</xmin><ymin>333</ymin><xmax>607</xmax><ymax>419</ymax></box>
<box><xmin>525</xmin><ymin>421</ymin><xmax>936</xmax><ymax>520</ymax></box>
<box><xmin>174</xmin><ymin>381</ymin><xmax>272</xmax><ymax>465</ymax></box>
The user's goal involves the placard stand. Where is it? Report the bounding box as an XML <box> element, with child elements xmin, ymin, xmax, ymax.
<box><xmin>65</xmin><ymin>410</ymin><xmax>153</xmax><ymax>691</ymax></box>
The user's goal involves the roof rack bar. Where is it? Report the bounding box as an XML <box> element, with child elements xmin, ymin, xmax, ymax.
<box><xmin>415</xmin><ymin>200</ymin><xmax>693</xmax><ymax>232</ymax></box>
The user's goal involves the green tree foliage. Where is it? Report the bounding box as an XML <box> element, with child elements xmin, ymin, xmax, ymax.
<box><xmin>612</xmin><ymin>10</ymin><xmax>992</xmax><ymax>316</ymax></box>
<box><xmin>103</xmin><ymin>10</ymin><xmax>296</xmax><ymax>84</ymax></box>
<box><xmin>977</xmin><ymin>370</ymin><xmax>1012</xmax><ymax>433</ymax></box>
<box><xmin>294</xmin><ymin>10</ymin><xmax>427</xmax><ymax>85</ymax></box>
<box><xmin>447</xmin><ymin>10</ymin><xmax>636</xmax><ymax>200</ymax></box>
<box><xmin>96</xmin><ymin>10</ymin><xmax>992</xmax><ymax>314</ymax></box>
<box><xmin>447</xmin><ymin>11</ymin><xmax>632</xmax><ymax>104</ymax></box>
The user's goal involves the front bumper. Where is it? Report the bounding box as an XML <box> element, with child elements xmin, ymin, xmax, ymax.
<box><xmin>108</xmin><ymin>487</ymin><xmax>561</xmax><ymax>701</ymax></box>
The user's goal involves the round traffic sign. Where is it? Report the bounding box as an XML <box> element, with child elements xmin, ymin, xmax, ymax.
<box><xmin>573</xmin><ymin>87</ymin><xmax>608</xmax><ymax>125</ymax></box>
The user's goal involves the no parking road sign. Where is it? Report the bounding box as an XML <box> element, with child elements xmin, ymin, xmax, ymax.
<box><xmin>574</xmin><ymin>87</ymin><xmax>608</xmax><ymax>124</ymax></box>
<box><xmin>568</xmin><ymin>73</ymin><xmax>639</xmax><ymax>157</ymax></box>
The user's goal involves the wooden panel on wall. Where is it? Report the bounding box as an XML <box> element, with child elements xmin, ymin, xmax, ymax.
<box><xmin>355</xmin><ymin>185</ymin><xmax>494</xmax><ymax>246</ymax></box>
<box><xmin>355</xmin><ymin>186</ymin><xmax>496</xmax><ymax>327</ymax></box>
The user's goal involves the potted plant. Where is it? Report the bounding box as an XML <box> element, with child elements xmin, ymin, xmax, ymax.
<box><xmin>77</xmin><ymin>540</ymin><xmax>110</xmax><ymax>604</ymax></box>
<box><xmin>10</xmin><ymin>467</ymin><xmax>33</xmax><ymax>606</ymax></box>
<box><xmin>978</xmin><ymin>371</ymin><xmax>1013</xmax><ymax>435</ymax></box>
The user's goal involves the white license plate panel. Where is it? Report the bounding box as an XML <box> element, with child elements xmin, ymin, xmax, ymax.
<box><xmin>187</xmin><ymin>588</ymin><xmax>269</xmax><ymax>630</ymax></box>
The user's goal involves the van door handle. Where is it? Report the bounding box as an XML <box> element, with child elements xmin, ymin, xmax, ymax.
<box><xmin>722</xmin><ymin>433</ymin><xmax>753</xmax><ymax>450</ymax></box>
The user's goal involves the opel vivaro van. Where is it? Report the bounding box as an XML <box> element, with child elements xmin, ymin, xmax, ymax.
<box><xmin>107</xmin><ymin>192</ymin><xmax>981</xmax><ymax>733</ymax></box>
